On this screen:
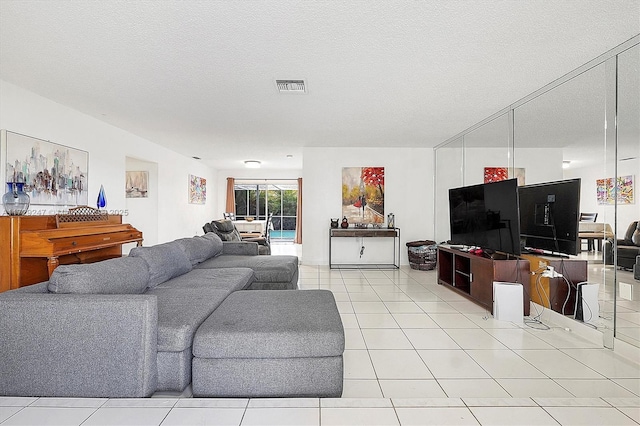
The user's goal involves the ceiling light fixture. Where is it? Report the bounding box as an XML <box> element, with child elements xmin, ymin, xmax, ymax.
<box><xmin>244</xmin><ymin>160</ymin><xmax>261</xmax><ymax>168</ymax></box>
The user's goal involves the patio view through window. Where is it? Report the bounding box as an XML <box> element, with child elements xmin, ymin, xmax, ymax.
<box><xmin>234</xmin><ymin>182</ymin><xmax>298</xmax><ymax>241</ymax></box>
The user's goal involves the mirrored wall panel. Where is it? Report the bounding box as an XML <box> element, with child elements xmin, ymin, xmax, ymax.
<box><xmin>614</xmin><ymin>44</ymin><xmax>640</xmax><ymax>348</ymax></box>
<box><xmin>433</xmin><ymin>37</ymin><xmax>639</xmax><ymax>349</ymax></box>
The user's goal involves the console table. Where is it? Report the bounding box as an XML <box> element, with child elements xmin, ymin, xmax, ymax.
<box><xmin>329</xmin><ymin>227</ymin><xmax>400</xmax><ymax>269</ymax></box>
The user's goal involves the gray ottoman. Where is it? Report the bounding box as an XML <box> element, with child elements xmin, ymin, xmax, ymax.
<box><xmin>192</xmin><ymin>290</ymin><xmax>344</xmax><ymax>398</ymax></box>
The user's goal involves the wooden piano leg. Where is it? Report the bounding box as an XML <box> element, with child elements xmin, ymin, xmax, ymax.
<box><xmin>47</xmin><ymin>257</ymin><xmax>60</xmax><ymax>277</ymax></box>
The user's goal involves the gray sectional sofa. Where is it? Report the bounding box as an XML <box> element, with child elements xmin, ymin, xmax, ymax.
<box><xmin>0</xmin><ymin>233</ymin><xmax>344</xmax><ymax>398</ymax></box>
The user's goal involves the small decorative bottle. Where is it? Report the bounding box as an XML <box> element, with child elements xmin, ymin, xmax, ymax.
<box><xmin>341</xmin><ymin>216</ymin><xmax>349</xmax><ymax>228</ymax></box>
<box><xmin>97</xmin><ymin>185</ymin><xmax>107</xmax><ymax>210</ymax></box>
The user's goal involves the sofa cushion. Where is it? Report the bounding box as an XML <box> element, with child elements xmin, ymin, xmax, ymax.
<box><xmin>176</xmin><ymin>233</ymin><xmax>224</xmax><ymax>266</ymax></box>
<box><xmin>48</xmin><ymin>257</ymin><xmax>149</xmax><ymax>294</ymax></box>
<box><xmin>195</xmin><ymin>255</ymin><xmax>297</xmax><ymax>283</ymax></box>
<box><xmin>147</xmin><ymin>268</ymin><xmax>254</xmax><ymax>352</ymax></box>
<box><xmin>193</xmin><ymin>290</ymin><xmax>344</xmax><ymax>359</ymax></box>
<box><xmin>622</xmin><ymin>221</ymin><xmax>638</xmax><ymax>245</ymax></box>
<box><xmin>632</xmin><ymin>222</ymin><xmax>640</xmax><ymax>246</ymax></box>
<box><xmin>130</xmin><ymin>241</ymin><xmax>192</xmax><ymax>288</ymax></box>
<box><xmin>152</xmin><ymin>268</ymin><xmax>254</xmax><ymax>292</ymax></box>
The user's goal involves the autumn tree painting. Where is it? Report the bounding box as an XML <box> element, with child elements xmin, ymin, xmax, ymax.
<box><xmin>341</xmin><ymin>167</ymin><xmax>385</xmax><ymax>224</ymax></box>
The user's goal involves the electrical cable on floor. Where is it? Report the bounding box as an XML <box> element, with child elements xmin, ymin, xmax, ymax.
<box><xmin>523</xmin><ymin>268</ymin><xmax>551</xmax><ymax>330</ymax></box>
<box><xmin>561</xmin><ymin>275</ymin><xmax>571</xmax><ymax>315</ymax></box>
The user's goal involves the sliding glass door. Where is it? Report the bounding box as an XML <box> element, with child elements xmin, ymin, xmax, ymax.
<box><xmin>234</xmin><ymin>182</ymin><xmax>298</xmax><ymax>241</ymax></box>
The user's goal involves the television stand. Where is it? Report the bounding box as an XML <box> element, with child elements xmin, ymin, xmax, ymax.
<box><xmin>437</xmin><ymin>246</ymin><xmax>530</xmax><ymax>316</ymax></box>
<box><xmin>520</xmin><ymin>253</ymin><xmax>587</xmax><ymax>315</ymax></box>
<box><xmin>522</xmin><ymin>247</ymin><xmax>569</xmax><ymax>259</ymax></box>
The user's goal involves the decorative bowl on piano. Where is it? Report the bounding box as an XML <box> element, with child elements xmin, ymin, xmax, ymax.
<box><xmin>245</xmin><ymin>217</ymin><xmax>254</xmax><ymax>222</ymax></box>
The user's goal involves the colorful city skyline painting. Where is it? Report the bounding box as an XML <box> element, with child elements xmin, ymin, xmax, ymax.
<box><xmin>3</xmin><ymin>130</ymin><xmax>89</xmax><ymax>206</ymax></box>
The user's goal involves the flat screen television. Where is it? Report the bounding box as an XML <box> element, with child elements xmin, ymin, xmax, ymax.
<box><xmin>448</xmin><ymin>179</ymin><xmax>521</xmax><ymax>255</ymax></box>
<box><xmin>518</xmin><ymin>178</ymin><xmax>581</xmax><ymax>256</ymax></box>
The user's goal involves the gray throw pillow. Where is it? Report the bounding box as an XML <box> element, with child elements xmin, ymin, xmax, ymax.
<box><xmin>48</xmin><ymin>257</ymin><xmax>150</xmax><ymax>294</ymax></box>
<box><xmin>176</xmin><ymin>233</ymin><xmax>224</xmax><ymax>265</ymax></box>
<box><xmin>130</xmin><ymin>241</ymin><xmax>193</xmax><ymax>288</ymax></box>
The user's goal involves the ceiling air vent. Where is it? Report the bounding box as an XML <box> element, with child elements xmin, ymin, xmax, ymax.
<box><xmin>276</xmin><ymin>79</ymin><xmax>307</xmax><ymax>94</ymax></box>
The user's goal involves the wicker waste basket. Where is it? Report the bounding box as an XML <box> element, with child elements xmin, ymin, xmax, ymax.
<box><xmin>406</xmin><ymin>240</ymin><xmax>438</xmax><ymax>270</ymax></box>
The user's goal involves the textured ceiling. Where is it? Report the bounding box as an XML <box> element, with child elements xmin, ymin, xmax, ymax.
<box><xmin>1</xmin><ymin>0</ymin><xmax>638</xmax><ymax>170</ymax></box>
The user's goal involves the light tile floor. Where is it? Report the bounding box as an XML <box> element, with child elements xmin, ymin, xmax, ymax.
<box><xmin>1</xmin><ymin>264</ymin><xmax>639</xmax><ymax>425</ymax></box>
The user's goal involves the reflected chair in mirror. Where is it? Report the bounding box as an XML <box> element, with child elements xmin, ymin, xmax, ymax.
<box><xmin>580</xmin><ymin>212</ymin><xmax>598</xmax><ymax>222</ymax></box>
<box><xmin>578</xmin><ymin>213</ymin><xmax>600</xmax><ymax>251</ymax></box>
<box><xmin>604</xmin><ymin>220</ymin><xmax>640</xmax><ymax>270</ymax></box>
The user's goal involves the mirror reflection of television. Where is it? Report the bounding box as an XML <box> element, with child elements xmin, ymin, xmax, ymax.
<box><xmin>518</xmin><ymin>178</ymin><xmax>581</xmax><ymax>256</ymax></box>
<box><xmin>448</xmin><ymin>179</ymin><xmax>521</xmax><ymax>255</ymax></box>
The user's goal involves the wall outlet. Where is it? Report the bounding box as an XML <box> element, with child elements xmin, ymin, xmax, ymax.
<box><xmin>619</xmin><ymin>282</ymin><xmax>633</xmax><ymax>301</ymax></box>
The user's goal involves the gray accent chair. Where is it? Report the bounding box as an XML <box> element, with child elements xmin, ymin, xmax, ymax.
<box><xmin>205</xmin><ymin>219</ymin><xmax>271</xmax><ymax>255</ymax></box>
<box><xmin>604</xmin><ymin>220</ymin><xmax>640</xmax><ymax>270</ymax></box>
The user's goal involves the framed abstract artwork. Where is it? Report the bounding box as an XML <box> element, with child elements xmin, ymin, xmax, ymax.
<box><xmin>597</xmin><ymin>175</ymin><xmax>634</xmax><ymax>205</ymax></box>
<box><xmin>484</xmin><ymin>167</ymin><xmax>525</xmax><ymax>186</ymax></box>
<box><xmin>2</xmin><ymin>130</ymin><xmax>89</xmax><ymax>206</ymax></box>
<box><xmin>125</xmin><ymin>171</ymin><xmax>149</xmax><ymax>198</ymax></box>
<box><xmin>189</xmin><ymin>174</ymin><xmax>206</xmax><ymax>204</ymax></box>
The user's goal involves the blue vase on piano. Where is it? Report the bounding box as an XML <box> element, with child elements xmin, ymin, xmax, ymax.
<box><xmin>97</xmin><ymin>185</ymin><xmax>107</xmax><ymax>210</ymax></box>
<box><xmin>2</xmin><ymin>182</ymin><xmax>30</xmax><ymax>216</ymax></box>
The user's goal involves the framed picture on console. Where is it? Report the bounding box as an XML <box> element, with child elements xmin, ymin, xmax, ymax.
<box><xmin>2</xmin><ymin>129</ymin><xmax>89</xmax><ymax>206</ymax></box>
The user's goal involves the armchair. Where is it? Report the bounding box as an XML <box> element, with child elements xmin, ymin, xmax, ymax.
<box><xmin>604</xmin><ymin>220</ymin><xmax>640</xmax><ymax>270</ymax></box>
<box><xmin>204</xmin><ymin>219</ymin><xmax>270</xmax><ymax>255</ymax></box>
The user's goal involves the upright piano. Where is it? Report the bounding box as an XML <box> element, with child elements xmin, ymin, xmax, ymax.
<box><xmin>0</xmin><ymin>207</ymin><xmax>143</xmax><ymax>292</ymax></box>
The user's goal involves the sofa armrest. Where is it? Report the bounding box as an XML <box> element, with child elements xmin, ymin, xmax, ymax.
<box><xmin>0</xmin><ymin>293</ymin><xmax>158</xmax><ymax>398</ymax></box>
<box><xmin>222</xmin><ymin>241</ymin><xmax>259</xmax><ymax>256</ymax></box>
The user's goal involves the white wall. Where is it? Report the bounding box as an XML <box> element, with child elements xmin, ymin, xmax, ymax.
<box><xmin>125</xmin><ymin>157</ymin><xmax>159</xmax><ymax>251</ymax></box>
<box><xmin>303</xmin><ymin>147</ymin><xmax>433</xmax><ymax>265</ymax></box>
<box><xmin>462</xmin><ymin>147</ymin><xmax>565</xmax><ymax>187</ymax></box>
<box><xmin>0</xmin><ymin>80</ymin><xmax>216</xmax><ymax>243</ymax></box>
